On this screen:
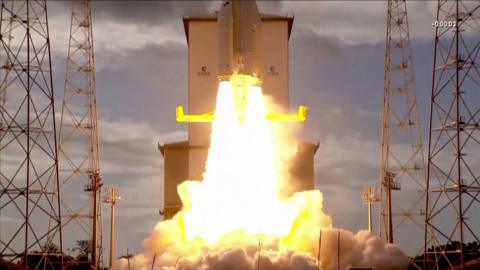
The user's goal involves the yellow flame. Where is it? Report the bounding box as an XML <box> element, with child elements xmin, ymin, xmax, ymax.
<box><xmin>179</xmin><ymin>77</ymin><xmax>300</xmax><ymax>243</ymax></box>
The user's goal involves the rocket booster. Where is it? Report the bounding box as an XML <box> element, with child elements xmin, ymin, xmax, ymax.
<box><xmin>218</xmin><ymin>1</ymin><xmax>262</xmax><ymax>79</ymax></box>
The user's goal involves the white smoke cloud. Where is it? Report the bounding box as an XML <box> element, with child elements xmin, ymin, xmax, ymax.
<box><xmin>113</xmin><ymin>191</ymin><xmax>409</xmax><ymax>270</ymax></box>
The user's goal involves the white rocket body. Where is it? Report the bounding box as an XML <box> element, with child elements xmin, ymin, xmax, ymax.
<box><xmin>218</xmin><ymin>1</ymin><xmax>262</xmax><ymax>78</ymax></box>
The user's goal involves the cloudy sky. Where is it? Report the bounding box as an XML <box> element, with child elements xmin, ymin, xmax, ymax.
<box><xmin>36</xmin><ymin>0</ymin><xmax>447</xmax><ymax>258</ymax></box>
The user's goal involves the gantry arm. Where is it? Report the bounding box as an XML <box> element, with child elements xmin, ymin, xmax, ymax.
<box><xmin>176</xmin><ymin>106</ymin><xmax>215</xmax><ymax>122</ymax></box>
<box><xmin>176</xmin><ymin>105</ymin><xmax>307</xmax><ymax>122</ymax></box>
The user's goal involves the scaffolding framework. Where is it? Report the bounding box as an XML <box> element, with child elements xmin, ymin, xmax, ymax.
<box><xmin>379</xmin><ymin>0</ymin><xmax>426</xmax><ymax>257</ymax></box>
<box><xmin>424</xmin><ymin>1</ymin><xmax>480</xmax><ymax>269</ymax></box>
<box><xmin>0</xmin><ymin>1</ymin><xmax>63</xmax><ymax>269</ymax></box>
<box><xmin>58</xmin><ymin>0</ymin><xmax>103</xmax><ymax>268</ymax></box>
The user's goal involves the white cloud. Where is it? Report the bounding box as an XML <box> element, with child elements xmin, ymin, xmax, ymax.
<box><xmin>262</xmin><ymin>1</ymin><xmax>437</xmax><ymax>44</ymax></box>
<box><xmin>48</xmin><ymin>3</ymin><xmax>187</xmax><ymax>59</ymax></box>
<box><xmin>97</xmin><ymin>116</ymin><xmax>186</xmax><ymax>174</ymax></box>
<box><xmin>94</xmin><ymin>22</ymin><xmax>185</xmax><ymax>52</ymax></box>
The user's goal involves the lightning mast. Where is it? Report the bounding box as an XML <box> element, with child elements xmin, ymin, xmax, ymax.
<box><xmin>362</xmin><ymin>186</ymin><xmax>380</xmax><ymax>233</ymax></box>
<box><xmin>379</xmin><ymin>0</ymin><xmax>426</xmax><ymax>256</ymax></box>
<box><xmin>58</xmin><ymin>0</ymin><xmax>103</xmax><ymax>268</ymax></box>
<box><xmin>424</xmin><ymin>1</ymin><xmax>480</xmax><ymax>269</ymax></box>
<box><xmin>0</xmin><ymin>1</ymin><xmax>63</xmax><ymax>269</ymax></box>
<box><xmin>103</xmin><ymin>187</ymin><xmax>120</xmax><ymax>270</ymax></box>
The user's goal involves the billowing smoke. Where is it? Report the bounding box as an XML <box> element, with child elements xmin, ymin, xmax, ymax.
<box><xmin>114</xmin><ymin>79</ymin><xmax>409</xmax><ymax>270</ymax></box>
<box><xmin>115</xmin><ymin>191</ymin><xmax>408</xmax><ymax>270</ymax></box>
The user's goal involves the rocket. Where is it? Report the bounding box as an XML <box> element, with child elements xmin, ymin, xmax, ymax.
<box><xmin>175</xmin><ymin>0</ymin><xmax>307</xmax><ymax>123</ymax></box>
<box><xmin>218</xmin><ymin>1</ymin><xmax>262</xmax><ymax>79</ymax></box>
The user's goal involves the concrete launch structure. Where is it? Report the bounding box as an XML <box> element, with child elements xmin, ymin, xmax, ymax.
<box><xmin>160</xmin><ymin>1</ymin><xmax>318</xmax><ymax>219</ymax></box>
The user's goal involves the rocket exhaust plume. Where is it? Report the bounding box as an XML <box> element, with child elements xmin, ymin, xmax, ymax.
<box><xmin>180</xmin><ymin>78</ymin><xmax>300</xmax><ymax>242</ymax></box>
<box><xmin>115</xmin><ymin>1</ymin><xmax>409</xmax><ymax>269</ymax></box>
<box><xmin>115</xmin><ymin>76</ymin><xmax>409</xmax><ymax>270</ymax></box>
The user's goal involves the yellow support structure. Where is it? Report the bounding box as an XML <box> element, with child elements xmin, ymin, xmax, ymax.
<box><xmin>176</xmin><ymin>105</ymin><xmax>307</xmax><ymax>123</ymax></box>
<box><xmin>176</xmin><ymin>106</ymin><xmax>214</xmax><ymax>122</ymax></box>
<box><xmin>176</xmin><ymin>74</ymin><xmax>307</xmax><ymax>123</ymax></box>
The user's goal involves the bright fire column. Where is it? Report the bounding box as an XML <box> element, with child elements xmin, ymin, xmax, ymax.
<box><xmin>159</xmin><ymin>0</ymin><xmax>318</xmax><ymax>219</ymax></box>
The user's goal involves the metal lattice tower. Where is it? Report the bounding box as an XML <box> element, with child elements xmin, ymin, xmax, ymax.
<box><xmin>0</xmin><ymin>1</ymin><xmax>63</xmax><ymax>269</ymax></box>
<box><xmin>58</xmin><ymin>0</ymin><xmax>103</xmax><ymax>268</ymax></box>
<box><xmin>0</xmin><ymin>0</ymin><xmax>12</xmax><ymax>167</ymax></box>
<box><xmin>424</xmin><ymin>1</ymin><xmax>480</xmax><ymax>269</ymax></box>
<box><xmin>379</xmin><ymin>0</ymin><xmax>426</xmax><ymax>256</ymax></box>
<box><xmin>0</xmin><ymin>1</ymin><xmax>10</xmax><ymax>130</ymax></box>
